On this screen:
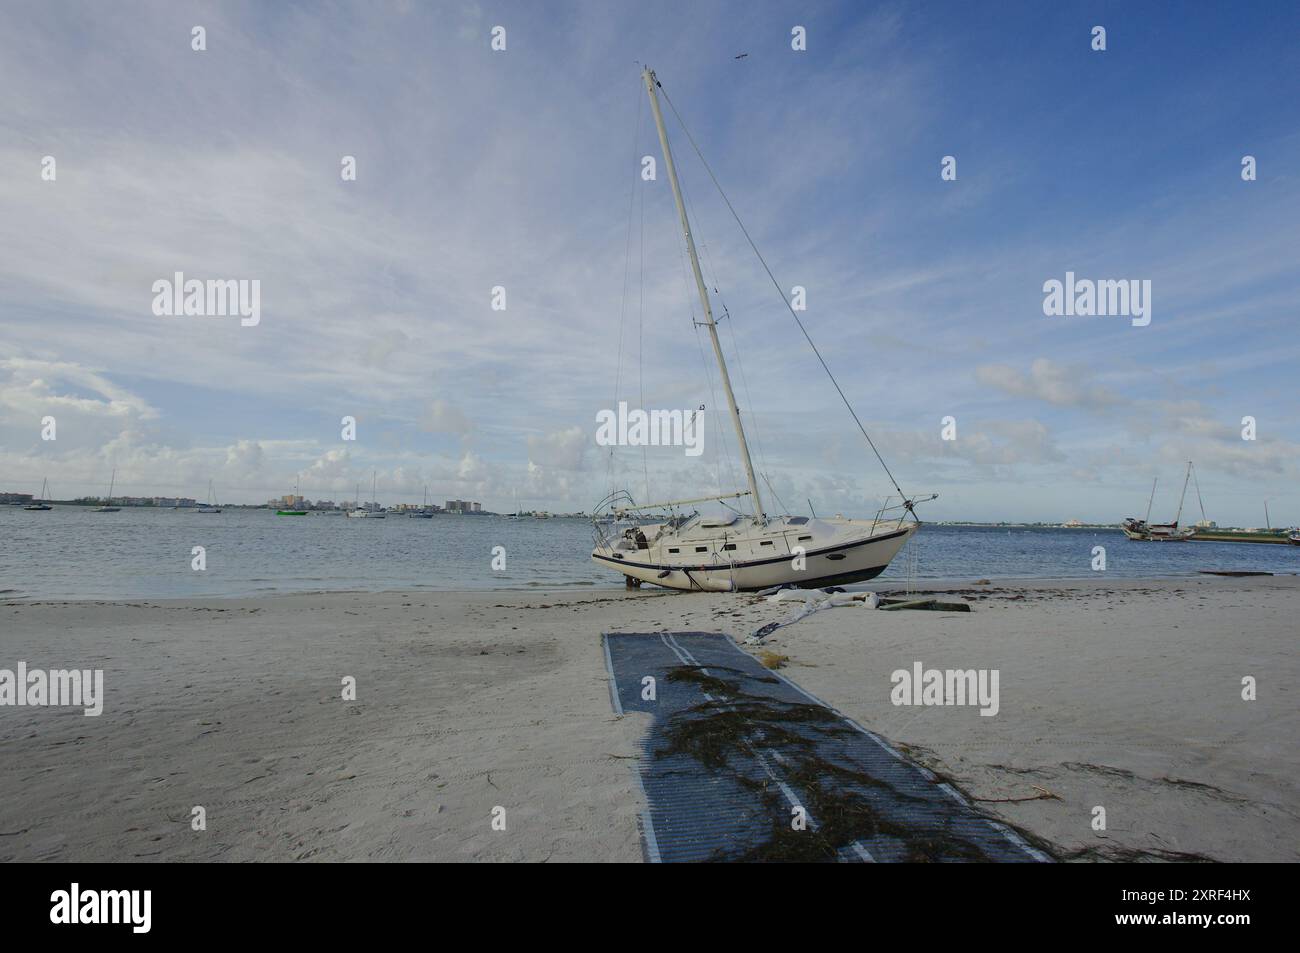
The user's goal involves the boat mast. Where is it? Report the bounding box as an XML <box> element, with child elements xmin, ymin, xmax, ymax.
<box><xmin>642</xmin><ymin>67</ymin><xmax>765</xmax><ymax>523</ymax></box>
<box><xmin>1144</xmin><ymin>477</ymin><xmax>1157</xmax><ymax>523</ymax></box>
<box><xmin>106</xmin><ymin>468</ymin><xmax>115</xmax><ymax>505</ymax></box>
<box><xmin>1191</xmin><ymin>464</ymin><xmax>1206</xmax><ymax>523</ymax></box>
<box><xmin>1173</xmin><ymin>461</ymin><xmax>1192</xmax><ymax>525</ymax></box>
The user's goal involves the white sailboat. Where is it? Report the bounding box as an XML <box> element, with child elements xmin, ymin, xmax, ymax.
<box><xmin>591</xmin><ymin>68</ymin><xmax>928</xmax><ymax>592</ymax></box>
<box><xmin>1122</xmin><ymin>463</ymin><xmax>1194</xmax><ymax>541</ymax></box>
<box><xmin>408</xmin><ymin>484</ymin><xmax>434</xmax><ymax>518</ymax></box>
<box><xmin>197</xmin><ymin>480</ymin><xmax>222</xmax><ymax>514</ymax></box>
<box><xmin>348</xmin><ymin>471</ymin><xmax>386</xmax><ymax>518</ymax></box>
<box><xmin>24</xmin><ymin>478</ymin><xmax>53</xmax><ymax>510</ymax></box>
<box><xmin>94</xmin><ymin>468</ymin><xmax>121</xmax><ymax>511</ymax></box>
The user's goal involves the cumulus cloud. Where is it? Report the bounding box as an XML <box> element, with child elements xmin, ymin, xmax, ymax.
<box><xmin>527</xmin><ymin>426</ymin><xmax>589</xmax><ymax>471</ymax></box>
<box><xmin>420</xmin><ymin>399</ymin><xmax>473</xmax><ymax>437</ymax></box>
<box><xmin>0</xmin><ymin>357</ymin><xmax>157</xmax><ymax>423</ymax></box>
<box><xmin>975</xmin><ymin>359</ymin><xmax>1119</xmax><ymax>410</ymax></box>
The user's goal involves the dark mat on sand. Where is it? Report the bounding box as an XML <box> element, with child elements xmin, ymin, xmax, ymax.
<box><xmin>602</xmin><ymin>631</ymin><xmax>1051</xmax><ymax>863</ymax></box>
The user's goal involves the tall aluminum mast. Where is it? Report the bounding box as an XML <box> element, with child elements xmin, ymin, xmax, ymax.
<box><xmin>1174</xmin><ymin>461</ymin><xmax>1192</xmax><ymax>525</ymax></box>
<box><xmin>642</xmin><ymin>67</ymin><xmax>765</xmax><ymax>522</ymax></box>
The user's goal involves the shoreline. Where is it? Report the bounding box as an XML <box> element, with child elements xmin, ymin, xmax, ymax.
<box><xmin>7</xmin><ymin>570</ymin><xmax>1300</xmax><ymax>605</ymax></box>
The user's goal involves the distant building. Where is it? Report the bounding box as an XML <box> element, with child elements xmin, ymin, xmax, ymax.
<box><xmin>0</xmin><ymin>492</ymin><xmax>34</xmax><ymax>504</ymax></box>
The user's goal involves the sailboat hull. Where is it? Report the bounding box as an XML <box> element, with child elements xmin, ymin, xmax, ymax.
<box><xmin>593</xmin><ymin>524</ymin><xmax>915</xmax><ymax>592</ymax></box>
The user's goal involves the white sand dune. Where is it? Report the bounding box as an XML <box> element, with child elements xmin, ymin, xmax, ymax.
<box><xmin>1</xmin><ymin>574</ymin><xmax>1296</xmax><ymax>862</ymax></box>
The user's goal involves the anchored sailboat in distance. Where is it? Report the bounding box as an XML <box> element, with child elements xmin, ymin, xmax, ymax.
<box><xmin>197</xmin><ymin>479</ymin><xmax>222</xmax><ymax>514</ymax></box>
<box><xmin>408</xmin><ymin>485</ymin><xmax>433</xmax><ymax>518</ymax></box>
<box><xmin>591</xmin><ymin>67</ymin><xmax>931</xmax><ymax>592</ymax></box>
<box><xmin>24</xmin><ymin>478</ymin><xmax>53</xmax><ymax>510</ymax></box>
<box><xmin>276</xmin><ymin>476</ymin><xmax>308</xmax><ymax>516</ymax></box>
<box><xmin>1123</xmin><ymin>463</ymin><xmax>1194</xmax><ymax>541</ymax></box>
<box><xmin>347</xmin><ymin>471</ymin><xmax>385</xmax><ymax>518</ymax></box>
<box><xmin>94</xmin><ymin>468</ymin><xmax>121</xmax><ymax>512</ymax></box>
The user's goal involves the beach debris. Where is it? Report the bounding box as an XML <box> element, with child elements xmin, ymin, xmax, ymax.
<box><xmin>973</xmin><ymin>579</ymin><xmax>991</xmax><ymax>585</ymax></box>
<box><xmin>747</xmin><ymin>588</ymin><xmax>869</xmax><ymax>643</ymax></box>
<box><xmin>973</xmin><ymin>785</ymin><xmax>1061</xmax><ymax>804</ymax></box>
<box><xmin>878</xmin><ymin>598</ymin><xmax>972</xmax><ymax>613</ymax></box>
<box><xmin>756</xmin><ymin>649</ymin><xmax>789</xmax><ymax>670</ymax></box>
<box><xmin>1197</xmin><ymin>570</ymin><xmax>1273</xmax><ymax>577</ymax></box>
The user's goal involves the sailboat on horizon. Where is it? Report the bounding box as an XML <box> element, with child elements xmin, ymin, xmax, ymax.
<box><xmin>1123</xmin><ymin>463</ymin><xmax>1195</xmax><ymax>541</ymax></box>
<box><xmin>407</xmin><ymin>484</ymin><xmax>434</xmax><ymax>518</ymax></box>
<box><xmin>590</xmin><ymin>67</ymin><xmax>930</xmax><ymax>592</ymax></box>
<box><xmin>94</xmin><ymin>468</ymin><xmax>121</xmax><ymax>511</ymax></box>
<box><xmin>23</xmin><ymin>478</ymin><xmax>53</xmax><ymax>510</ymax></box>
<box><xmin>197</xmin><ymin>480</ymin><xmax>222</xmax><ymax>514</ymax></box>
<box><xmin>348</xmin><ymin>471</ymin><xmax>385</xmax><ymax>518</ymax></box>
<box><xmin>276</xmin><ymin>476</ymin><xmax>308</xmax><ymax>516</ymax></box>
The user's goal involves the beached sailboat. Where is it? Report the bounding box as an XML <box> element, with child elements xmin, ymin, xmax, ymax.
<box><xmin>1123</xmin><ymin>463</ymin><xmax>1194</xmax><ymax>541</ymax></box>
<box><xmin>23</xmin><ymin>478</ymin><xmax>53</xmax><ymax>510</ymax></box>
<box><xmin>94</xmin><ymin>469</ymin><xmax>121</xmax><ymax>512</ymax></box>
<box><xmin>197</xmin><ymin>480</ymin><xmax>222</xmax><ymax>514</ymax></box>
<box><xmin>347</xmin><ymin>472</ymin><xmax>385</xmax><ymax>518</ymax></box>
<box><xmin>591</xmin><ymin>68</ymin><xmax>929</xmax><ymax>592</ymax></box>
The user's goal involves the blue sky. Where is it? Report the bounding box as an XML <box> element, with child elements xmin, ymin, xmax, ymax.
<box><xmin>2</xmin><ymin>0</ymin><xmax>1298</xmax><ymax>524</ymax></box>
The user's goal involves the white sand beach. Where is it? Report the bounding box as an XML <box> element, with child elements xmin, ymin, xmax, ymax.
<box><xmin>2</xmin><ymin>574</ymin><xmax>1296</xmax><ymax>862</ymax></box>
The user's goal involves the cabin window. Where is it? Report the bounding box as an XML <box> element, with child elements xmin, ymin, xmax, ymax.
<box><xmin>723</xmin><ymin>543</ymin><xmax>736</xmax><ymax>551</ymax></box>
<box><xmin>798</xmin><ymin>535</ymin><xmax>812</xmax><ymax>541</ymax></box>
<box><xmin>760</xmin><ymin>541</ymin><xmax>773</xmax><ymax>546</ymax></box>
<box><xmin>668</xmin><ymin>548</ymin><xmax>680</xmax><ymax>554</ymax></box>
<box><xmin>695</xmin><ymin>546</ymin><xmax>708</xmax><ymax>553</ymax></box>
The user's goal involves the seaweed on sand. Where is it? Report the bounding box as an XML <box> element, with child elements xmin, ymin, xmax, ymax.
<box><xmin>653</xmin><ymin>665</ymin><xmax>1051</xmax><ymax>863</ymax></box>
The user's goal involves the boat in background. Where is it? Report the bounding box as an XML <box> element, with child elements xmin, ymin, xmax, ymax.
<box><xmin>23</xmin><ymin>478</ymin><xmax>53</xmax><ymax>510</ymax></box>
<box><xmin>94</xmin><ymin>469</ymin><xmax>121</xmax><ymax>512</ymax></box>
<box><xmin>347</xmin><ymin>472</ymin><xmax>386</xmax><ymax>518</ymax></box>
<box><xmin>1123</xmin><ymin>464</ymin><xmax>1194</xmax><ymax>541</ymax></box>
<box><xmin>408</xmin><ymin>485</ymin><xmax>434</xmax><ymax>518</ymax></box>
<box><xmin>276</xmin><ymin>477</ymin><xmax>308</xmax><ymax>516</ymax></box>
<box><xmin>197</xmin><ymin>480</ymin><xmax>222</xmax><ymax>514</ymax></box>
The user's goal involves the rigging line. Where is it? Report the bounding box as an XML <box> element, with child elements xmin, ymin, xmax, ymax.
<box><xmin>688</xmin><ymin>199</ymin><xmax>774</xmax><ymax>485</ymax></box>
<box><xmin>720</xmin><ymin>294</ymin><xmax>773</xmax><ymax>482</ymax></box>
<box><xmin>1192</xmin><ymin>462</ymin><xmax>1206</xmax><ymax>522</ymax></box>
<box><xmin>761</xmin><ymin>471</ymin><xmax>791</xmax><ymax>517</ymax></box>
<box><xmin>609</xmin><ymin>84</ymin><xmax>643</xmax><ymax>493</ymax></box>
<box><xmin>658</xmin><ymin>84</ymin><xmax>914</xmax><ymax>513</ymax></box>
<box><xmin>674</xmin><ymin>157</ymin><xmax>761</xmax><ymax>497</ymax></box>
<box><xmin>673</xmin><ymin>198</ymin><xmax>736</xmax><ymax>497</ymax></box>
